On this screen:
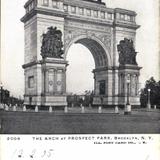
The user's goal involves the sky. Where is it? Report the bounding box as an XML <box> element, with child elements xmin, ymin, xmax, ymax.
<box><xmin>1</xmin><ymin>0</ymin><xmax>159</xmax><ymax>97</ymax></box>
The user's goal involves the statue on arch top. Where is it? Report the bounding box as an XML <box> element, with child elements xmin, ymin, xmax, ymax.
<box><xmin>41</xmin><ymin>26</ymin><xmax>64</xmax><ymax>59</ymax></box>
<box><xmin>117</xmin><ymin>38</ymin><xmax>138</xmax><ymax>65</ymax></box>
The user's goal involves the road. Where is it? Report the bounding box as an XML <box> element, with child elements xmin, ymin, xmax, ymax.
<box><xmin>0</xmin><ymin>108</ymin><xmax>160</xmax><ymax>134</ymax></box>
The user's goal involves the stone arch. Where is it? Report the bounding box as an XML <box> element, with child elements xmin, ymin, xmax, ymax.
<box><xmin>64</xmin><ymin>35</ymin><xmax>112</xmax><ymax>68</ymax></box>
<box><xmin>21</xmin><ymin>0</ymin><xmax>141</xmax><ymax>107</ymax></box>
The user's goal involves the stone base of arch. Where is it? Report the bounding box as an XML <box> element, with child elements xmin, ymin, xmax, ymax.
<box><xmin>92</xmin><ymin>65</ymin><xmax>141</xmax><ymax>107</ymax></box>
<box><xmin>23</xmin><ymin>61</ymin><xmax>141</xmax><ymax>107</ymax></box>
<box><xmin>23</xmin><ymin>58</ymin><xmax>68</xmax><ymax>107</ymax></box>
<box><xmin>93</xmin><ymin>96</ymin><xmax>140</xmax><ymax>107</ymax></box>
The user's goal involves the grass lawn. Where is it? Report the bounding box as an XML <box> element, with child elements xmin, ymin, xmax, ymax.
<box><xmin>0</xmin><ymin>108</ymin><xmax>160</xmax><ymax>134</ymax></box>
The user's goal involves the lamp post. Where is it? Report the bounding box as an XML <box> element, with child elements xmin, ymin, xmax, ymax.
<box><xmin>0</xmin><ymin>83</ymin><xmax>4</xmax><ymax>110</ymax></box>
<box><xmin>147</xmin><ymin>89</ymin><xmax>151</xmax><ymax>110</ymax></box>
<box><xmin>98</xmin><ymin>96</ymin><xmax>103</xmax><ymax>113</ymax></box>
<box><xmin>81</xmin><ymin>96</ymin><xmax>85</xmax><ymax>113</ymax></box>
<box><xmin>0</xmin><ymin>83</ymin><xmax>3</xmax><ymax>104</ymax></box>
<box><xmin>100</xmin><ymin>96</ymin><xmax>103</xmax><ymax>106</ymax></box>
<box><xmin>124</xmin><ymin>75</ymin><xmax>131</xmax><ymax>115</ymax></box>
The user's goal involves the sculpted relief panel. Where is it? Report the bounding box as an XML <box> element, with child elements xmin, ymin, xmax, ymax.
<box><xmin>64</xmin><ymin>20</ymin><xmax>112</xmax><ymax>52</ymax></box>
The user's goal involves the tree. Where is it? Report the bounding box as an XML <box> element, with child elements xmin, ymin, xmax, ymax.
<box><xmin>140</xmin><ymin>77</ymin><xmax>160</xmax><ymax>107</ymax></box>
<box><xmin>84</xmin><ymin>90</ymin><xmax>94</xmax><ymax>106</ymax></box>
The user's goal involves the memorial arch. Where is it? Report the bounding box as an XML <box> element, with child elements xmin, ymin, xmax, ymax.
<box><xmin>21</xmin><ymin>0</ymin><xmax>141</xmax><ymax>107</ymax></box>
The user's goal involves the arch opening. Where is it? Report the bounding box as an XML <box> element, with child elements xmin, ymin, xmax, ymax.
<box><xmin>75</xmin><ymin>38</ymin><xmax>108</xmax><ymax>68</ymax></box>
<box><xmin>65</xmin><ymin>37</ymin><xmax>109</xmax><ymax>68</ymax></box>
<box><xmin>66</xmin><ymin>43</ymin><xmax>95</xmax><ymax>94</ymax></box>
<box><xmin>66</xmin><ymin>38</ymin><xmax>109</xmax><ymax>95</ymax></box>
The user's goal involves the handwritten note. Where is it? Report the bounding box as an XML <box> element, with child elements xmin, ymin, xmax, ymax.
<box><xmin>0</xmin><ymin>135</ymin><xmax>159</xmax><ymax>160</ymax></box>
<box><xmin>12</xmin><ymin>149</ymin><xmax>54</xmax><ymax>159</ymax></box>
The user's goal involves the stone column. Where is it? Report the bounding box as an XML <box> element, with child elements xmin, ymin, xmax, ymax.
<box><xmin>45</xmin><ymin>69</ymin><xmax>49</xmax><ymax>94</ymax></box>
<box><xmin>48</xmin><ymin>0</ymin><xmax>52</xmax><ymax>7</ymax></box>
<box><xmin>93</xmin><ymin>74</ymin><xmax>96</xmax><ymax>95</ymax></box>
<box><xmin>98</xmin><ymin>11</ymin><xmax>101</xmax><ymax>18</ymax></box>
<box><xmin>68</xmin><ymin>5</ymin><xmax>71</xmax><ymax>13</ymax></box>
<box><xmin>59</xmin><ymin>1</ymin><xmax>64</xmax><ymax>10</ymax></box>
<box><xmin>62</xmin><ymin>69</ymin><xmax>66</xmax><ymax>93</ymax></box>
<box><xmin>118</xmin><ymin>74</ymin><xmax>122</xmax><ymax>96</ymax></box>
<box><xmin>48</xmin><ymin>69</ymin><xmax>54</xmax><ymax>94</ymax></box>
<box><xmin>42</xmin><ymin>67</ymin><xmax>46</xmax><ymax>95</ymax></box>
<box><xmin>57</xmin><ymin>70</ymin><xmax>62</xmax><ymax>93</ymax></box>
<box><xmin>113</xmin><ymin>70</ymin><xmax>119</xmax><ymax>103</ymax></box>
<box><xmin>131</xmin><ymin>74</ymin><xmax>137</xmax><ymax>96</ymax></box>
<box><xmin>105</xmin><ymin>12</ymin><xmax>108</xmax><ymax>20</ymax></box>
<box><xmin>107</xmin><ymin>70</ymin><xmax>113</xmax><ymax>96</ymax></box>
<box><xmin>54</xmin><ymin>69</ymin><xmax>57</xmax><ymax>93</ymax></box>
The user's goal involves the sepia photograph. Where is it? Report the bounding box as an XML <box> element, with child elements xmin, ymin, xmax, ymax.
<box><xmin>0</xmin><ymin>0</ymin><xmax>160</xmax><ymax>134</ymax></box>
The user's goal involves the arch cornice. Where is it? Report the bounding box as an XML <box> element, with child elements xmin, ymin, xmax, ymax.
<box><xmin>64</xmin><ymin>34</ymin><xmax>112</xmax><ymax>67</ymax></box>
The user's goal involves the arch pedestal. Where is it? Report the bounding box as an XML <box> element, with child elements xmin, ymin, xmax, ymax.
<box><xmin>118</xmin><ymin>65</ymin><xmax>142</xmax><ymax>106</ymax></box>
<box><xmin>41</xmin><ymin>58</ymin><xmax>68</xmax><ymax>106</ymax></box>
<box><xmin>23</xmin><ymin>58</ymin><xmax>68</xmax><ymax>106</ymax></box>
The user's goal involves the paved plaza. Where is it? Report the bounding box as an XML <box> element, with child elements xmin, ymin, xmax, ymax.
<box><xmin>0</xmin><ymin>108</ymin><xmax>159</xmax><ymax>134</ymax></box>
